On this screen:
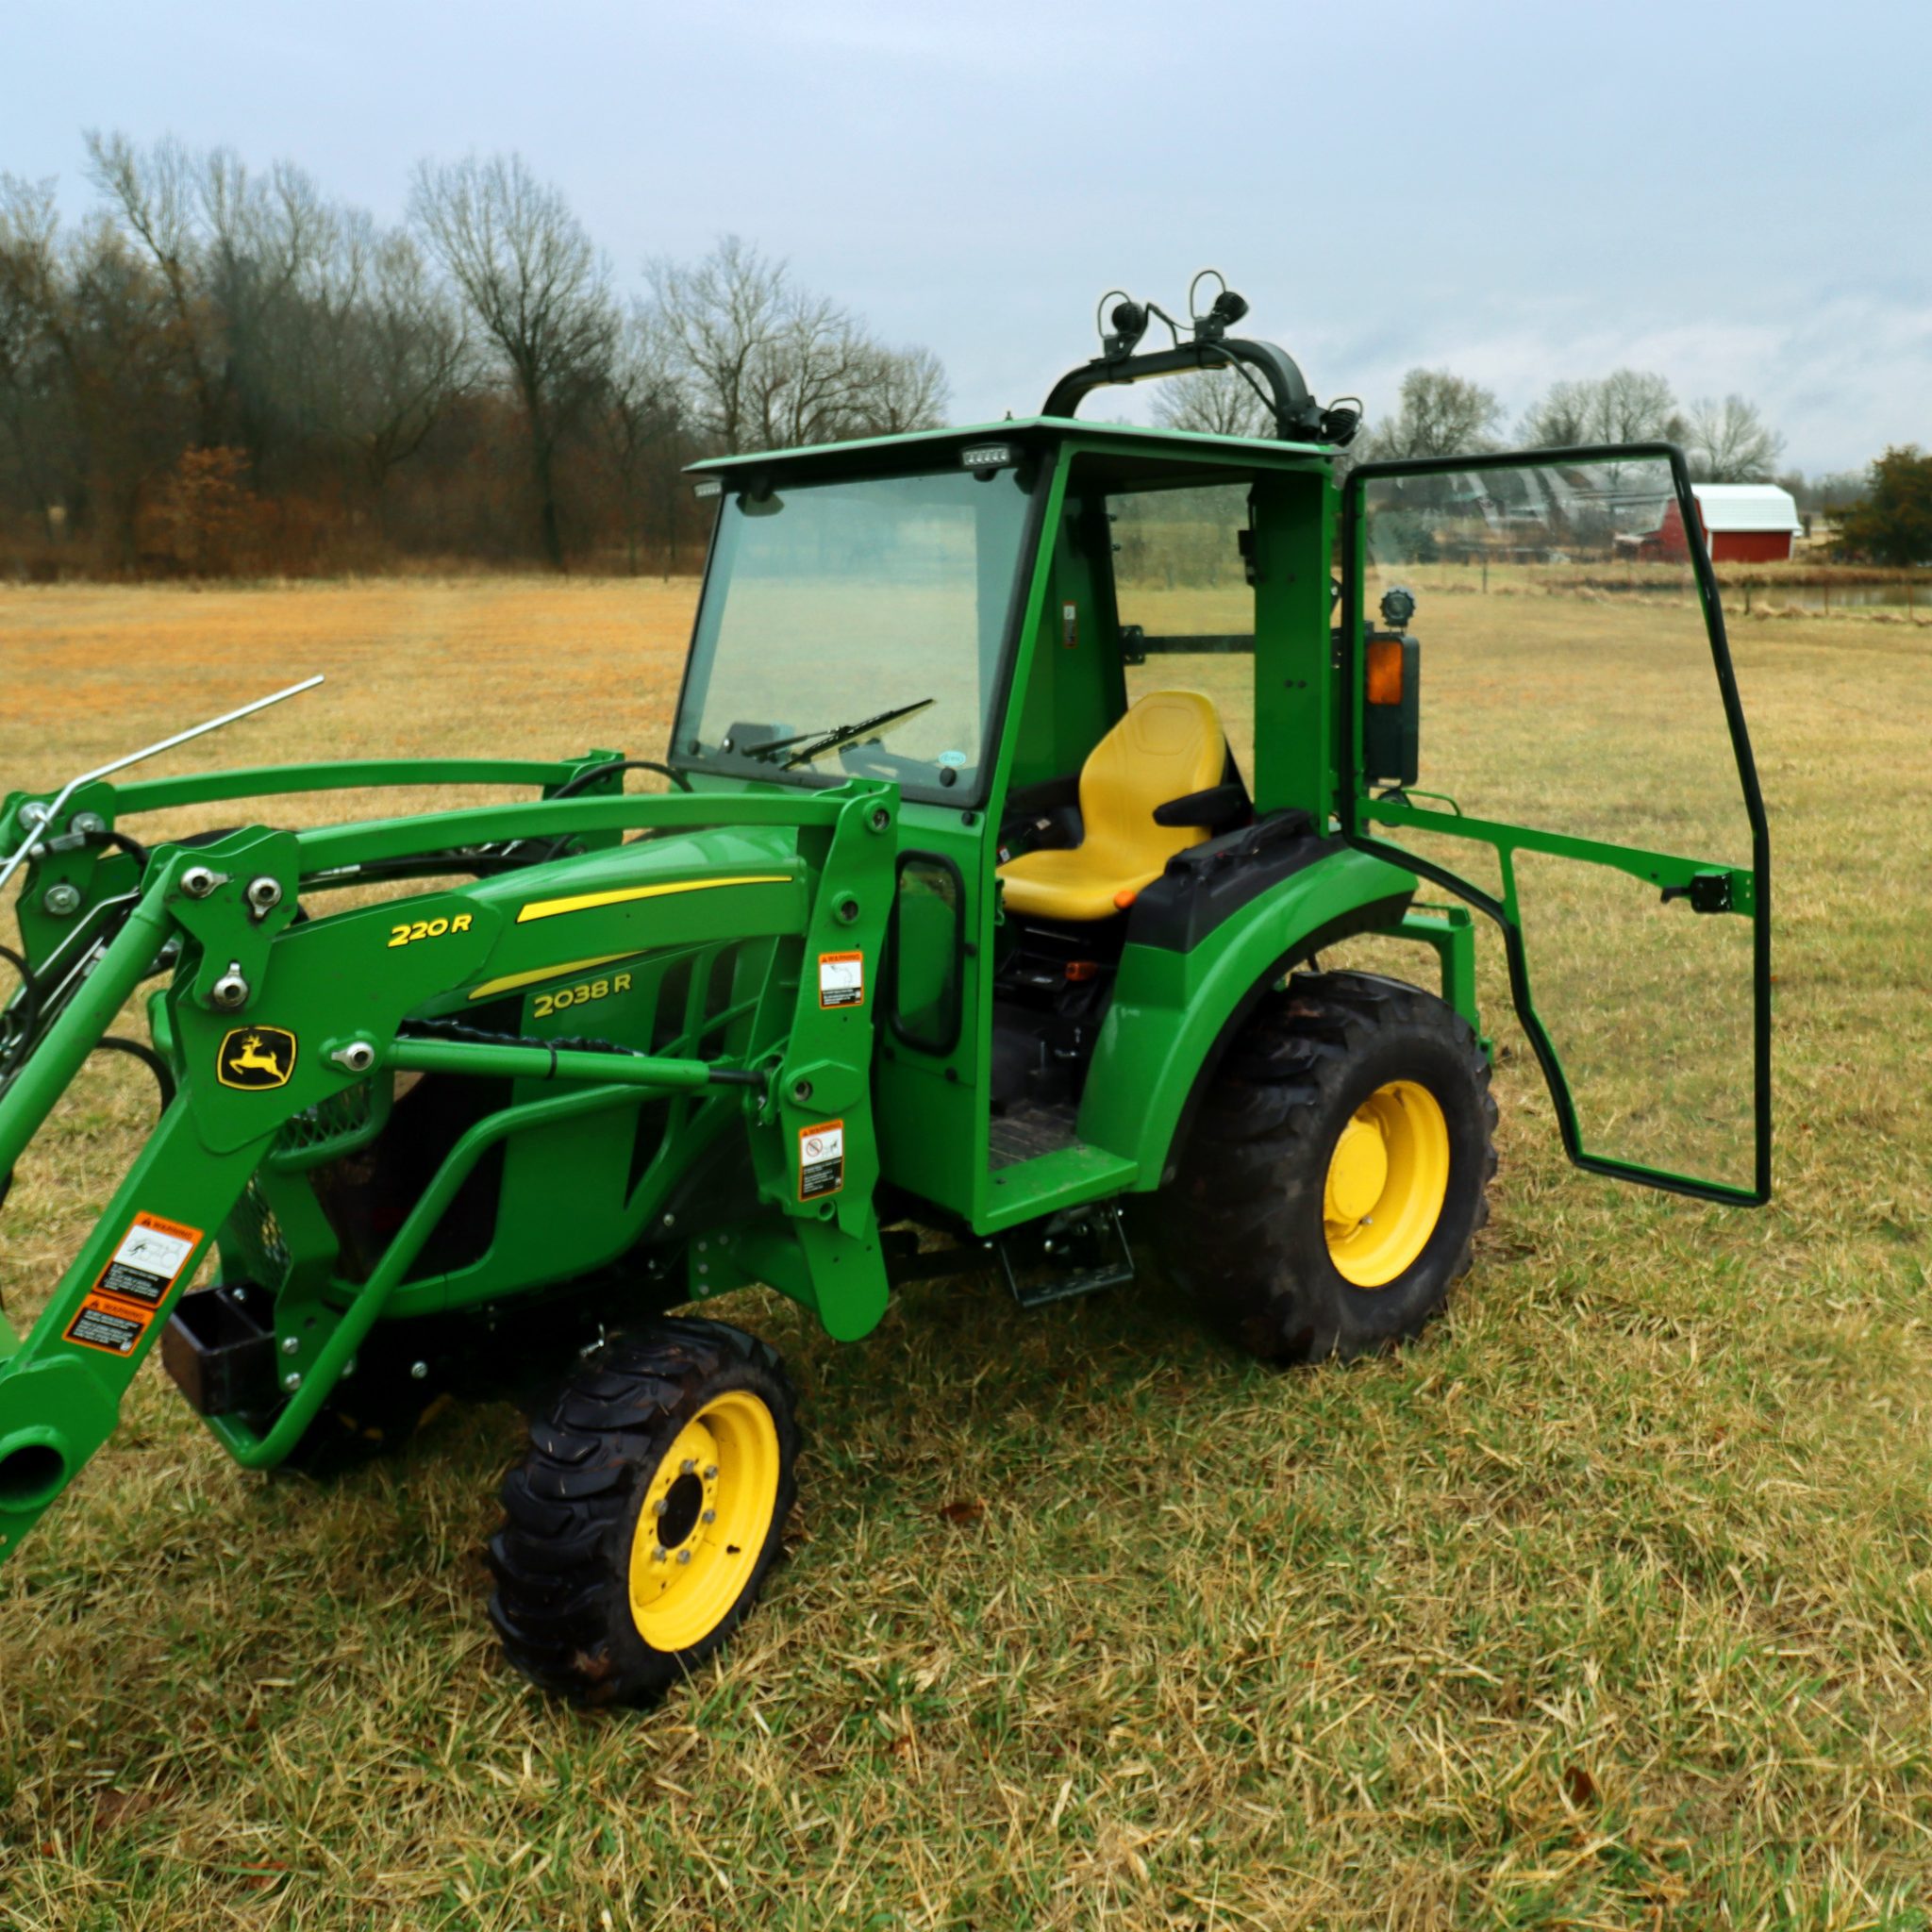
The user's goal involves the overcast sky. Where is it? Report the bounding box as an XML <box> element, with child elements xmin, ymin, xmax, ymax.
<box><xmin>8</xmin><ymin>0</ymin><xmax>1927</xmax><ymax>472</ymax></box>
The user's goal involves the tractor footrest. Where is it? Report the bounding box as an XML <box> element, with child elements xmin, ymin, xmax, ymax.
<box><xmin>160</xmin><ymin>1283</ymin><xmax>277</xmax><ymax>1419</ymax></box>
<box><xmin>998</xmin><ymin>1205</ymin><xmax>1134</xmax><ymax>1309</ymax></box>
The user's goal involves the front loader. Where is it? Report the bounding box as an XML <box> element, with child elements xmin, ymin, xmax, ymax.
<box><xmin>0</xmin><ymin>276</ymin><xmax>1771</xmax><ymax>1704</ymax></box>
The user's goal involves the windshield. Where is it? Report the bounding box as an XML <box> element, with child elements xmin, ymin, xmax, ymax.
<box><xmin>674</xmin><ymin>467</ymin><xmax>1035</xmax><ymax>801</ymax></box>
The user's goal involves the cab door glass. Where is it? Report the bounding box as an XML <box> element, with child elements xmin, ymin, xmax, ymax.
<box><xmin>1352</xmin><ymin>452</ymin><xmax>1765</xmax><ymax>1198</ymax></box>
<box><xmin>1357</xmin><ymin>458</ymin><xmax>1747</xmax><ymax>866</ymax></box>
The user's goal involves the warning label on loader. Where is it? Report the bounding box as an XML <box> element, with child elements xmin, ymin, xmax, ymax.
<box><xmin>92</xmin><ymin>1213</ymin><xmax>202</xmax><ymax>1307</ymax></box>
<box><xmin>66</xmin><ymin>1297</ymin><xmax>150</xmax><ymax>1356</ymax></box>
<box><xmin>63</xmin><ymin>1212</ymin><xmax>204</xmax><ymax>1357</ymax></box>
<box><xmin>798</xmin><ymin>1121</ymin><xmax>845</xmax><ymax>1201</ymax></box>
<box><xmin>817</xmin><ymin>950</ymin><xmax>864</xmax><ymax>1009</ymax></box>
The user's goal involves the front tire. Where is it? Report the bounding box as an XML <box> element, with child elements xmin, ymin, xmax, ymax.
<box><xmin>488</xmin><ymin>1317</ymin><xmax>798</xmax><ymax>1706</ymax></box>
<box><xmin>1156</xmin><ymin>970</ymin><xmax>1497</xmax><ymax>1364</ymax></box>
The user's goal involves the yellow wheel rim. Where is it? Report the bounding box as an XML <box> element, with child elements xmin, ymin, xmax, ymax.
<box><xmin>1323</xmin><ymin>1079</ymin><xmax>1451</xmax><ymax>1288</ymax></box>
<box><xmin>626</xmin><ymin>1389</ymin><xmax>781</xmax><ymax>1654</ymax></box>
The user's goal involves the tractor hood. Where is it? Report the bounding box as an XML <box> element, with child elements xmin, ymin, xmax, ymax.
<box><xmin>430</xmin><ymin>821</ymin><xmax>815</xmax><ymax>1019</ymax></box>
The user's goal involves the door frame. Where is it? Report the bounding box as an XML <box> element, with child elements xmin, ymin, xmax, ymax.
<box><xmin>1338</xmin><ymin>441</ymin><xmax>1772</xmax><ymax>1206</ymax></box>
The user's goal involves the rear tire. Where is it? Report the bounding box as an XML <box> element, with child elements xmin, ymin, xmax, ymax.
<box><xmin>488</xmin><ymin>1317</ymin><xmax>798</xmax><ymax>1707</ymax></box>
<box><xmin>1155</xmin><ymin>970</ymin><xmax>1497</xmax><ymax>1364</ymax></box>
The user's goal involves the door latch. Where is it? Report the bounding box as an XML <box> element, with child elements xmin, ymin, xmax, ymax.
<box><xmin>1660</xmin><ymin>871</ymin><xmax>1733</xmax><ymax>914</ymax></box>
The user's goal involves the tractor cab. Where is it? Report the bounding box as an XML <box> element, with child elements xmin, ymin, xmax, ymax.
<box><xmin>673</xmin><ymin>414</ymin><xmax>1346</xmax><ymax>1247</ymax></box>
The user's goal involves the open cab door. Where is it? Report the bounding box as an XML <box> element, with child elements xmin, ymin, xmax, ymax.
<box><xmin>1341</xmin><ymin>444</ymin><xmax>1770</xmax><ymax>1204</ymax></box>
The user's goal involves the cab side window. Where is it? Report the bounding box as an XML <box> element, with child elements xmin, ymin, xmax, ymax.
<box><xmin>1110</xmin><ymin>484</ymin><xmax>1257</xmax><ymax>782</ymax></box>
<box><xmin>889</xmin><ymin>853</ymin><xmax>964</xmax><ymax>1055</ymax></box>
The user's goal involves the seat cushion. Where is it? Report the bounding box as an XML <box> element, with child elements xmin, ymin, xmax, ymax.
<box><xmin>998</xmin><ymin>690</ymin><xmax>1228</xmax><ymax>922</ymax></box>
<box><xmin>996</xmin><ymin>843</ymin><xmax>1174</xmax><ymax>922</ymax></box>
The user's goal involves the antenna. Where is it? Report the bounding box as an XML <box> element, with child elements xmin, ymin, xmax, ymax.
<box><xmin>0</xmin><ymin>675</ymin><xmax>325</xmax><ymax>898</ymax></box>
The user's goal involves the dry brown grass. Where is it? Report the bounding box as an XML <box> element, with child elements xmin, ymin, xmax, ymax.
<box><xmin>0</xmin><ymin>577</ymin><xmax>697</xmax><ymax>814</ymax></box>
<box><xmin>1</xmin><ymin>577</ymin><xmax>1930</xmax><ymax>1928</ymax></box>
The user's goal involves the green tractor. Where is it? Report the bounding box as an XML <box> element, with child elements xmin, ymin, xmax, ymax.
<box><xmin>0</xmin><ymin>279</ymin><xmax>1770</xmax><ymax>1704</ymax></box>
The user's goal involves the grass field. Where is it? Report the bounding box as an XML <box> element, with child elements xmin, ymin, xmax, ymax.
<box><xmin>1</xmin><ymin>576</ymin><xmax>1930</xmax><ymax>1929</ymax></box>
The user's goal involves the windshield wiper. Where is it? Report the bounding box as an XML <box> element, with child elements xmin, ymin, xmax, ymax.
<box><xmin>741</xmin><ymin>698</ymin><xmax>935</xmax><ymax>771</ymax></box>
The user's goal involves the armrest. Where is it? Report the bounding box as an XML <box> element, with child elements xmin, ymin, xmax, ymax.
<box><xmin>1152</xmin><ymin>783</ymin><xmax>1250</xmax><ymax>832</ymax></box>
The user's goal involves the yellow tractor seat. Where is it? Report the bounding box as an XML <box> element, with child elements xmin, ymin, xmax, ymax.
<box><xmin>998</xmin><ymin>690</ymin><xmax>1230</xmax><ymax>922</ymax></box>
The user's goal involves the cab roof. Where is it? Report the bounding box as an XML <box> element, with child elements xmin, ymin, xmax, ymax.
<box><xmin>684</xmin><ymin>414</ymin><xmax>1330</xmax><ymax>485</ymax></box>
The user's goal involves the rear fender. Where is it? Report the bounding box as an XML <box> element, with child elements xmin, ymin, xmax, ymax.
<box><xmin>1076</xmin><ymin>844</ymin><xmax>1418</xmax><ymax>1186</ymax></box>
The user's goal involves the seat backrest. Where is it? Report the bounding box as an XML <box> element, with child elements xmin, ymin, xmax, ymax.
<box><xmin>1077</xmin><ymin>690</ymin><xmax>1228</xmax><ymax>862</ymax></box>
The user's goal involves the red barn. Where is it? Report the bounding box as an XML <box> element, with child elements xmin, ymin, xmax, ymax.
<box><xmin>1622</xmin><ymin>484</ymin><xmax>1803</xmax><ymax>563</ymax></box>
<box><xmin>1690</xmin><ymin>484</ymin><xmax>1803</xmax><ymax>561</ymax></box>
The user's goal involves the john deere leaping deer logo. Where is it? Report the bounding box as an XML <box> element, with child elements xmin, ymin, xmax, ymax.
<box><xmin>217</xmin><ymin>1025</ymin><xmax>297</xmax><ymax>1091</ymax></box>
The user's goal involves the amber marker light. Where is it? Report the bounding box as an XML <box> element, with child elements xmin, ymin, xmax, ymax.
<box><xmin>1366</xmin><ymin>637</ymin><xmax>1406</xmax><ymax>706</ymax></box>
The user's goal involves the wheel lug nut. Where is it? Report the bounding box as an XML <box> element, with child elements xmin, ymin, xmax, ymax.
<box><xmin>703</xmin><ymin>1465</ymin><xmax>718</xmax><ymax>1480</ymax></box>
<box><xmin>675</xmin><ymin>1549</ymin><xmax>692</xmax><ymax>1565</ymax></box>
<box><xmin>652</xmin><ymin>1499</ymin><xmax>667</xmax><ymax>1517</ymax></box>
<box><xmin>680</xmin><ymin>1459</ymin><xmax>696</xmax><ymax>1474</ymax></box>
<box><xmin>651</xmin><ymin>1547</ymin><xmax>667</xmax><ymax>1562</ymax></box>
<box><xmin>701</xmin><ymin>1508</ymin><xmax>716</xmax><ymax>1524</ymax></box>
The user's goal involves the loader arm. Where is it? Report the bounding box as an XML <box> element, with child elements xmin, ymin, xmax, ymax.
<box><xmin>0</xmin><ymin>775</ymin><xmax>901</xmax><ymax>1568</ymax></box>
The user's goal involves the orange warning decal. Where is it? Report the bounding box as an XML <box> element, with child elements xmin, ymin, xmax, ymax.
<box><xmin>64</xmin><ymin>1211</ymin><xmax>206</xmax><ymax>1355</ymax></box>
<box><xmin>817</xmin><ymin>950</ymin><xmax>864</xmax><ymax>1009</ymax></box>
<box><xmin>797</xmin><ymin>1120</ymin><xmax>845</xmax><ymax>1202</ymax></box>
<box><xmin>65</xmin><ymin>1293</ymin><xmax>156</xmax><ymax>1356</ymax></box>
<box><xmin>91</xmin><ymin>1211</ymin><xmax>204</xmax><ymax>1307</ymax></box>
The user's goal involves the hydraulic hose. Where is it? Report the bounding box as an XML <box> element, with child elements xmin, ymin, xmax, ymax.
<box><xmin>0</xmin><ymin>891</ymin><xmax>173</xmax><ymax>1188</ymax></box>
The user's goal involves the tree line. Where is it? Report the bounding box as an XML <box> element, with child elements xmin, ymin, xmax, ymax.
<box><xmin>0</xmin><ymin>139</ymin><xmax>946</xmax><ymax>576</ymax></box>
<box><xmin>1153</xmin><ymin>362</ymin><xmax>1885</xmax><ymax>516</ymax></box>
<box><xmin>2</xmin><ymin>135</ymin><xmax>1917</xmax><ymax>576</ymax></box>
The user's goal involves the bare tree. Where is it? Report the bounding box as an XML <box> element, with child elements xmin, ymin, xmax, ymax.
<box><xmin>597</xmin><ymin>305</ymin><xmax>683</xmax><ymax>574</ymax></box>
<box><xmin>852</xmin><ymin>342</ymin><xmax>947</xmax><ymax>436</ymax></box>
<box><xmin>1520</xmin><ymin>368</ymin><xmax>1687</xmax><ymax>448</ymax></box>
<box><xmin>85</xmin><ymin>132</ymin><xmax>341</xmax><ymax>488</ymax></box>
<box><xmin>0</xmin><ymin>178</ymin><xmax>73</xmax><ymax>541</ymax></box>
<box><xmin>1</xmin><ymin>175</ymin><xmax>194</xmax><ymax>565</ymax></box>
<box><xmin>1362</xmin><ymin>368</ymin><xmax>1503</xmax><ymax>460</ymax></box>
<box><xmin>198</xmin><ymin>148</ymin><xmax>338</xmax><ymax>483</ymax></box>
<box><xmin>306</xmin><ymin>215</ymin><xmax>470</xmax><ymax>515</ymax></box>
<box><xmin>1786</xmin><ymin>468</ymin><xmax>1865</xmax><ymax>512</ymax></box>
<box><xmin>746</xmin><ymin>285</ymin><xmax>872</xmax><ymax>448</ymax></box>
<box><xmin>410</xmin><ymin>153</ymin><xmax>615</xmax><ymax>568</ymax></box>
<box><xmin>649</xmin><ymin>236</ymin><xmax>948</xmax><ymax>453</ymax></box>
<box><xmin>7</xmin><ymin>148</ymin><xmax>967</xmax><ymax>575</ymax></box>
<box><xmin>646</xmin><ymin>235</ymin><xmax>784</xmax><ymax>455</ymax></box>
<box><xmin>1596</xmin><ymin>368</ymin><xmax>1687</xmax><ymax>443</ymax></box>
<box><xmin>83</xmin><ymin>131</ymin><xmax>223</xmax><ymax>446</ymax></box>
<box><xmin>1151</xmin><ymin>367</ymin><xmax>1274</xmax><ymax>439</ymax></box>
<box><xmin>356</xmin><ymin>228</ymin><xmax>470</xmax><ymax>495</ymax></box>
<box><xmin>1684</xmin><ymin>393</ymin><xmax>1785</xmax><ymax>482</ymax></box>
<box><xmin>1517</xmin><ymin>376</ymin><xmax>1591</xmax><ymax>448</ymax></box>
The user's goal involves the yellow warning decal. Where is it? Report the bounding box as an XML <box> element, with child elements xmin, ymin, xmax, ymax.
<box><xmin>516</xmin><ymin>875</ymin><xmax>791</xmax><ymax>924</ymax></box>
